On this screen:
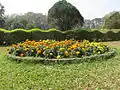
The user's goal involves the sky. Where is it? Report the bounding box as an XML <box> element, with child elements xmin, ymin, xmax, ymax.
<box><xmin>0</xmin><ymin>0</ymin><xmax>120</xmax><ymax>19</ymax></box>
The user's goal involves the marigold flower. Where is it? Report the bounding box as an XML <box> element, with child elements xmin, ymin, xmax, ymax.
<box><xmin>76</xmin><ymin>51</ymin><xmax>80</xmax><ymax>55</ymax></box>
<box><xmin>57</xmin><ymin>55</ymin><xmax>61</xmax><ymax>59</ymax></box>
<box><xmin>50</xmin><ymin>53</ymin><xmax>53</xmax><ymax>56</ymax></box>
<box><xmin>31</xmin><ymin>50</ymin><xmax>34</xmax><ymax>52</ymax></box>
<box><xmin>43</xmin><ymin>51</ymin><xmax>46</xmax><ymax>55</ymax></box>
<box><xmin>60</xmin><ymin>48</ymin><xmax>64</xmax><ymax>51</ymax></box>
<box><xmin>26</xmin><ymin>39</ymin><xmax>29</xmax><ymax>42</ymax></box>
<box><xmin>65</xmin><ymin>51</ymin><xmax>69</xmax><ymax>56</ymax></box>
<box><xmin>82</xmin><ymin>48</ymin><xmax>85</xmax><ymax>50</ymax></box>
<box><xmin>12</xmin><ymin>44</ymin><xmax>17</xmax><ymax>48</ymax></box>
<box><xmin>24</xmin><ymin>48</ymin><xmax>28</xmax><ymax>51</ymax></box>
<box><xmin>37</xmin><ymin>50</ymin><xmax>41</xmax><ymax>53</ymax></box>
<box><xmin>20</xmin><ymin>54</ymin><xmax>24</xmax><ymax>57</ymax></box>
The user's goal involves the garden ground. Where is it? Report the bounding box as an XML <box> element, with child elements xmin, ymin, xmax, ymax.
<box><xmin>0</xmin><ymin>41</ymin><xmax>120</xmax><ymax>90</ymax></box>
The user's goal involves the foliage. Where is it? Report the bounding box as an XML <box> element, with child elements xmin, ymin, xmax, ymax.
<box><xmin>0</xmin><ymin>3</ymin><xmax>5</xmax><ymax>28</ymax></box>
<box><xmin>83</xmin><ymin>18</ymin><xmax>104</xmax><ymax>29</ymax></box>
<box><xmin>26</xmin><ymin>23</ymin><xmax>36</xmax><ymax>29</ymax></box>
<box><xmin>1</xmin><ymin>28</ymin><xmax>120</xmax><ymax>45</ymax></box>
<box><xmin>0</xmin><ymin>3</ymin><xmax>5</xmax><ymax>17</ymax></box>
<box><xmin>48</xmin><ymin>0</ymin><xmax>84</xmax><ymax>30</ymax></box>
<box><xmin>8</xmin><ymin>39</ymin><xmax>110</xmax><ymax>59</ymax></box>
<box><xmin>0</xmin><ymin>16</ymin><xmax>5</xmax><ymax>28</ymax></box>
<box><xmin>103</xmin><ymin>11</ymin><xmax>120</xmax><ymax>29</ymax></box>
<box><xmin>4</xmin><ymin>12</ymin><xmax>47</xmax><ymax>30</ymax></box>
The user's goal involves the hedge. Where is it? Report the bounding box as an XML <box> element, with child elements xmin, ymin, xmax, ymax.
<box><xmin>1</xmin><ymin>28</ymin><xmax>120</xmax><ymax>45</ymax></box>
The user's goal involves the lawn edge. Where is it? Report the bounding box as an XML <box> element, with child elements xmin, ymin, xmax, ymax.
<box><xmin>7</xmin><ymin>50</ymin><xmax>116</xmax><ymax>64</ymax></box>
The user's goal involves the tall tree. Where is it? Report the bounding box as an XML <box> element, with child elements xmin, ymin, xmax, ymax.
<box><xmin>0</xmin><ymin>3</ymin><xmax>5</xmax><ymax>28</ymax></box>
<box><xmin>103</xmin><ymin>11</ymin><xmax>120</xmax><ymax>29</ymax></box>
<box><xmin>5</xmin><ymin>12</ymin><xmax>48</xmax><ymax>30</ymax></box>
<box><xmin>48</xmin><ymin>0</ymin><xmax>84</xmax><ymax>30</ymax></box>
<box><xmin>83</xmin><ymin>18</ymin><xmax>104</xmax><ymax>29</ymax></box>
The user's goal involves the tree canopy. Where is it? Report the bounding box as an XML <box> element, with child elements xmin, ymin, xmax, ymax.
<box><xmin>48</xmin><ymin>0</ymin><xmax>84</xmax><ymax>31</ymax></box>
<box><xmin>103</xmin><ymin>11</ymin><xmax>120</xmax><ymax>29</ymax></box>
<box><xmin>0</xmin><ymin>3</ymin><xmax>5</xmax><ymax>28</ymax></box>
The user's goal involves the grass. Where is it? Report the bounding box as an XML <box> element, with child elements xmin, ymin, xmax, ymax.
<box><xmin>0</xmin><ymin>42</ymin><xmax>120</xmax><ymax>90</ymax></box>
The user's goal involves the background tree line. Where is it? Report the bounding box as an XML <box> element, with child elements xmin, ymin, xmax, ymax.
<box><xmin>0</xmin><ymin>0</ymin><xmax>120</xmax><ymax>31</ymax></box>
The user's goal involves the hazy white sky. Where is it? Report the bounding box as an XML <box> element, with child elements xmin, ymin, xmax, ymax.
<box><xmin>1</xmin><ymin>0</ymin><xmax>120</xmax><ymax>19</ymax></box>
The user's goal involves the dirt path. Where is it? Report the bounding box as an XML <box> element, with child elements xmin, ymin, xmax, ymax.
<box><xmin>103</xmin><ymin>41</ymin><xmax>120</xmax><ymax>48</ymax></box>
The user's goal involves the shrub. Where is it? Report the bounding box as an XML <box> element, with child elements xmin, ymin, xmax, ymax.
<box><xmin>0</xmin><ymin>30</ymin><xmax>5</xmax><ymax>45</ymax></box>
<box><xmin>31</xmin><ymin>30</ymin><xmax>65</xmax><ymax>41</ymax></box>
<box><xmin>4</xmin><ymin>30</ymin><xmax>32</xmax><ymax>45</ymax></box>
<box><xmin>0</xmin><ymin>28</ymin><xmax>120</xmax><ymax>45</ymax></box>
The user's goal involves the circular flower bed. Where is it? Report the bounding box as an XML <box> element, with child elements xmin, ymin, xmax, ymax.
<box><xmin>7</xmin><ymin>39</ymin><xmax>115</xmax><ymax>63</ymax></box>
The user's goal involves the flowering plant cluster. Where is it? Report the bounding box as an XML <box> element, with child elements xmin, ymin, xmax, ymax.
<box><xmin>8</xmin><ymin>39</ymin><xmax>110</xmax><ymax>59</ymax></box>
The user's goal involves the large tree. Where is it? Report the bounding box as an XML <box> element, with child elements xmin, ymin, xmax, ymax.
<box><xmin>103</xmin><ymin>11</ymin><xmax>120</xmax><ymax>29</ymax></box>
<box><xmin>48</xmin><ymin>0</ymin><xmax>84</xmax><ymax>31</ymax></box>
<box><xmin>83</xmin><ymin>18</ymin><xmax>104</xmax><ymax>29</ymax></box>
<box><xmin>5</xmin><ymin>12</ymin><xmax>48</xmax><ymax>30</ymax></box>
<box><xmin>0</xmin><ymin>3</ymin><xmax>5</xmax><ymax>28</ymax></box>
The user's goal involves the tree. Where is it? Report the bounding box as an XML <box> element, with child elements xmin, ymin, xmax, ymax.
<box><xmin>83</xmin><ymin>18</ymin><xmax>104</xmax><ymax>29</ymax></box>
<box><xmin>5</xmin><ymin>12</ymin><xmax>48</xmax><ymax>30</ymax></box>
<box><xmin>0</xmin><ymin>3</ymin><xmax>5</xmax><ymax>17</ymax></box>
<box><xmin>26</xmin><ymin>23</ymin><xmax>36</xmax><ymax>29</ymax></box>
<box><xmin>48</xmin><ymin>0</ymin><xmax>84</xmax><ymax>31</ymax></box>
<box><xmin>0</xmin><ymin>3</ymin><xmax>5</xmax><ymax>28</ymax></box>
<box><xmin>103</xmin><ymin>11</ymin><xmax>120</xmax><ymax>29</ymax></box>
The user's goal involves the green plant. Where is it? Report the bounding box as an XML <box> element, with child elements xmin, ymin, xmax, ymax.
<box><xmin>8</xmin><ymin>39</ymin><xmax>110</xmax><ymax>59</ymax></box>
<box><xmin>48</xmin><ymin>0</ymin><xmax>84</xmax><ymax>30</ymax></box>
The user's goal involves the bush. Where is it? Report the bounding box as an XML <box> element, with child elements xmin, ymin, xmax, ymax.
<box><xmin>0</xmin><ymin>30</ymin><xmax>5</xmax><ymax>45</ymax></box>
<box><xmin>0</xmin><ymin>28</ymin><xmax>120</xmax><ymax>45</ymax></box>
<box><xmin>4</xmin><ymin>29</ymin><xmax>32</xmax><ymax>45</ymax></box>
<box><xmin>31</xmin><ymin>30</ymin><xmax>65</xmax><ymax>41</ymax></box>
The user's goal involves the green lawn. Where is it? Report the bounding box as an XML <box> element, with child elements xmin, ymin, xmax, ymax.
<box><xmin>0</xmin><ymin>42</ymin><xmax>120</xmax><ymax>90</ymax></box>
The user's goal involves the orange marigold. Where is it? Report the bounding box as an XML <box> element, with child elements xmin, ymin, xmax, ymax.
<box><xmin>20</xmin><ymin>54</ymin><xmax>24</xmax><ymax>57</ymax></box>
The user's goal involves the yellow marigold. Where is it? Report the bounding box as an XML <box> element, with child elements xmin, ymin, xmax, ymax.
<box><xmin>85</xmin><ymin>44</ymin><xmax>89</xmax><ymax>47</ymax></box>
<box><xmin>76</xmin><ymin>51</ymin><xmax>80</xmax><ymax>55</ymax></box>
<box><xmin>60</xmin><ymin>48</ymin><xmax>64</xmax><ymax>51</ymax></box>
<box><xmin>37</xmin><ymin>50</ymin><xmax>41</xmax><ymax>53</ymax></box>
<box><xmin>46</xmin><ymin>46</ymin><xmax>49</xmax><ymax>49</ymax></box>
<box><xmin>36</xmin><ymin>48</ymin><xmax>39</xmax><ymax>51</ymax></box>
<box><xmin>50</xmin><ymin>53</ymin><xmax>53</xmax><ymax>56</ymax></box>
<box><xmin>82</xmin><ymin>48</ymin><xmax>85</xmax><ymax>50</ymax></box>
<box><xmin>23</xmin><ymin>46</ymin><xmax>26</xmax><ymax>48</ymax></box>
<box><xmin>31</xmin><ymin>50</ymin><xmax>34</xmax><ymax>52</ymax></box>
<box><xmin>56</xmin><ymin>55</ymin><xmax>61</xmax><ymax>59</ymax></box>
<box><xmin>34</xmin><ymin>42</ymin><xmax>38</xmax><ymax>46</ymax></box>
<box><xmin>68</xmin><ymin>48</ymin><xmax>71</xmax><ymax>51</ymax></box>
<box><xmin>24</xmin><ymin>48</ymin><xmax>28</xmax><ymax>51</ymax></box>
<box><xmin>65</xmin><ymin>51</ymin><xmax>69</xmax><ymax>56</ymax></box>
<box><xmin>71</xmin><ymin>45</ymin><xmax>77</xmax><ymax>49</ymax></box>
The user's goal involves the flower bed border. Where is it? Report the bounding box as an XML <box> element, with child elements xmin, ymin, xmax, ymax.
<box><xmin>7</xmin><ymin>50</ymin><xmax>116</xmax><ymax>63</ymax></box>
